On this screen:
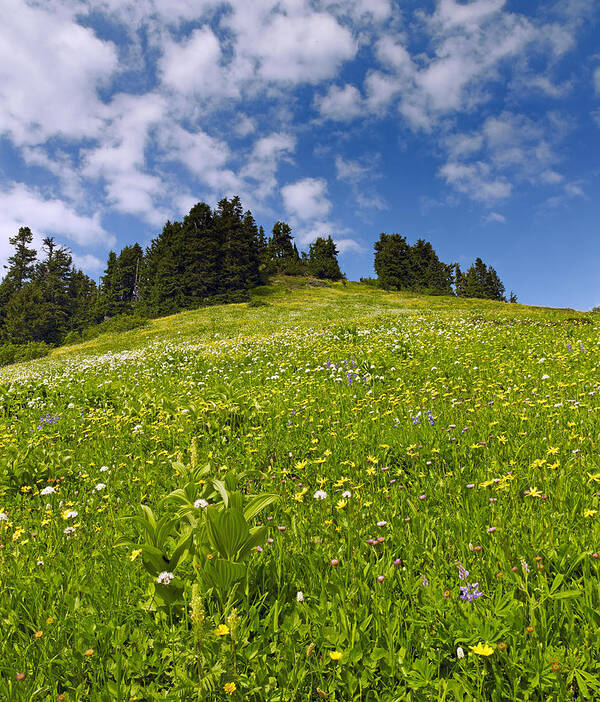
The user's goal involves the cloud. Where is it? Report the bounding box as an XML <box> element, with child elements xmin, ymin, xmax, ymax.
<box><xmin>159</xmin><ymin>26</ymin><xmax>234</xmax><ymax>99</ymax></box>
<box><xmin>71</xmin><ymin>252</ymin><xmax>106</xmax><ymax>272</ymax></box>
<box><xmin>594</xmin><ymin>67</ymin><xmax>600</xmax><ymax>94</ymax></box>
<box><xmin>484</xmin><ymin>211</ymin><xmax>506</xmax><ymax>223</ymax></box>
<box><xmin>439</xmin><ymin>161</ymin><xmax>512</xmax><ymax>202</ymax></box>
<box><xmin>0</xmin><ymin>0</ymin><xmax>117</xmax><ymax>146</ymax></box>
<box><xmin>317</xmin><ymin>84</ymin><xmax>364</xmax><ymax>121</ymax></box>
<box><xmin>334</xmin><ymin>237</ymin><xmax>366</xmax><ymax>254</ymax></box>
<box><xmin>0</xmin><ymin>184</ymin><xmax>113</xmax><ymax>263</ymax></box>
<box><xmin>281</xmin><ymin>178</ymin><xmax>332</xmax><ymax>221</ymax></box>
<box><xmin>240</xmin><ymin>133</ymin><xmax>296</xmax><ymax>200</ymax></box>
<box><xmin>335</xmin><ymin>156</ymin><xmax>370</xmax><ymax>184</ymax></box>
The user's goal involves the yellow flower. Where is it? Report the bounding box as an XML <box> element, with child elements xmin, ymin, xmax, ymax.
<box><xmin>224</xmin><ymin>682</ymin><xmax>236</xmax><ymax>694</ymax></box>
<box><xmin>329</xmin><ymin>650</ymin><xmax>342</xmax><ymax>661</ymax></box>
<box><xmin>130</xmin><ymin>549</ymin><xmax>142</xmax><ymax>561</ymax></box>
<box><xmin>46</xmin><ymin>617</ymin><xmax>54</xmax><ymax>625</ymax></box>
<box><xmin>469</xmin><ymin>642</ymin><xmax>494</xmax><ymax>656</ymax></box>
<box><xmin>214</xmin><ymin>624</ymin><xmax>230</xmax><ymax>636</ymax></box>
<box><xmin>34</xmin><ymin>630</ymin><xmax>43</xmax><ymax>639</ymax></box>
<box><xmin>335</xmin><ymin>499</ymin><xmax>347</xmax><ymax>510</ymax></box>
<box><xmin>584</xmin><ymin>509</ymin><xmax>597</xmax><ymax>518</ymax></box>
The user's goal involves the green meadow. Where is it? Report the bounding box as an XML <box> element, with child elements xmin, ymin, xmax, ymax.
<box><xmin>1</xmin><ymin>278</ymin><xmax>599</xmax><ymax>701</ymax></box>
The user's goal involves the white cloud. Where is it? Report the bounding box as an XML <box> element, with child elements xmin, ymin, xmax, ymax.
<box><xmin>334</xmin><ymin>237</ymin><xmax>366</xmax><ymax>254</ymax></box>
<box><xmin>281</xmin><ymin>178</ymin><xmax>332</xmax><ymax>221</ymax></box>
<box><xmin>71</xmin><ymin>252</ymin><xmax>106</xmax><ymax>272</ymax></box>
<box><xmin>594</xmin><ymin>67</ymin><xmax>600</xmax><ymax>95</ymax></box>
<box><xmin>439</xmin><ymin>161</ymin><xmax>512</xmax><ymax>202</ymax></box>
<box><xmin>335</xmin><ymin>156</ymin><xmax>370</xmax><ymax>184</ymax></box>
<box><xmin>485</xmin><ymin>211</ymin><xmax>506</xmax><ymax>223</ymax></box>
<box><xmin>317</xmin><ymin>84</ymin><xmax>364</xmax><ymax>121</ymax></box>
<box><xmin>0</xmin><ymin>184</ymin><xmax>113</xmax><ymax>260</ymax></box>
<box><xmin>0</xmin><ymin>0</ymin><xmax>117</xmax><ymax>146</ymax></box>
<box><xmin>159</xmin><ymin>26</ymin><xmax>236</xmax><ymax>99</ymax></box>
<box><xmin>241</xmin><ymin>133</ymin><xmax>296</xmax><ymax>199</ymax></box>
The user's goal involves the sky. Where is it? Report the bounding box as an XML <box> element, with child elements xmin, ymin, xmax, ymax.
<box><xmin>0</xmin><ymin>0</ymin><xmax>599</xmax><ymax>310</ymax></box>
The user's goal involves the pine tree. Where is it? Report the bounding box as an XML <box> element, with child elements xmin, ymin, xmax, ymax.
<box><xmin>408</xmin><ymin>239</ymin><xmax>453</xmax><ymax>294</ymax></box>
<box><xmin>374</xmin><ymin>233</ymin><xmax>412</xmax><ymax>289</ymax></box>
<box><xmin>5</xmin><ymin>226</ymin><xmax>37</xmax><ymax>290</ymax></box>
<box><xmin>308</xmin><ymin>236</ymin><xmax>342</xmax><ymax>280</ymax></box>
<box><xmin>181</xmin><ymin>202</ymin><xmax>221</xmax><ymax>303</ymax></box>
<box><xmin>218</xmin><ymin>197</ymin><xmax>259</xmax><ymax>293</ymax></box>
<box><xmin>95</xmin><ymin>251</ymin><xmax>119</xmax><ymax>320</ymax></box>
<box><xmin>455</xmin><ymin>258</ymin><xmax>507</xmax><ymax>301</ymax></box>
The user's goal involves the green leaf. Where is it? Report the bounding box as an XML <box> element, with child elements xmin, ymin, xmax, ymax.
<box><xmin>207</xmin><ymin>507</ymin><xmax>249</xmax><ymax>559</ymax></box>
<box><xmin>243</xmin><ymin>493</ymin><xmax>278</xmax><ymax>521</ymax></box>
<box><xmin>211</xmin><ymin>479</ymin><xmax>229</xmax><ymax>507</ymax></box>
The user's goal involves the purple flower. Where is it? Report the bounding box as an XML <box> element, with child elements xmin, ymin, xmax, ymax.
<box><xmin>459</xmin><ymin>582</ymin><xmax>483</xmax><ymax>602</ymax></box>
<box><xmin>457</xmin><ymin>563</ymin><xmax>469</xmax><ymax>581</ymax></box>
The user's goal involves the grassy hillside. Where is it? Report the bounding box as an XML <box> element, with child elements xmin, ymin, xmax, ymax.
<box><xmin>1</xmin><ymin>279</ymin><xmax>599</xmax><ymax>700</ymax></box>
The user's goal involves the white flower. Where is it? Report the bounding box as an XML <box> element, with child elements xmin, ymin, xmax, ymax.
<box><xmin>0</xmin><ymin>512</ymin><xmax>8</xmax><ymax>522</ymax></box>
<box><xmin>157</xmin><ymin>571</ymin><xmax>175</xmax><ymax>585</ymax></box>
<box><xmin>341</xmin><ymin>491</ymin><xmax>351</xmax><ymax>499</ymax></box>
<box><xmin>456</xmin><ymin>647</ymin><xmax>465</xmax><ymax>659</ymax></box>
<box><xmin>541</xmin><ymin>374</ymin><xmax>550</xmax><ymax>380</ymax></box>
<box><xmin>314</xmin><ymin>490</ymin><xmax>327</xmax><ymax>500</ymax></box>
<box><xmin>67</xmin><ymin>402</ymin><xmax>75</xmax><ymax>409</ymax></box>
<box><xmin>100</xmin><ymin>466</ymin><xmax>109</xmax><ymax>472</ymax></box>
<box><xmin>65</xmin><ymin>510</ymin><xmax>78</xmax><ymax>519</ymax></box>
<box><xmin>377</xmin><ymin>521</ymin><xmax>387</xmax><ymax>527</ymax></box>
<box><xmin>36</xmin><ymin>559</ymin><xmax>44</xmax><ymax>566</ymax></box>
<box><xmin>94</xmin><ymin>483</ymin><xmax>106</xmax><ymax>491</ymax></box>
<box><xmin>296</xmin><ymin>591</ymin><xmax>304</xmax><ymax>602</ymax></box>
<box><xmin>40</xmin><ymin>486</ymin><xmax>56</xmax><ymax>496</ymax></box>
<box><xmin>64</xmin><ymin>526</ymin><xmax>76</xmax><ymax>536</ymax></box>
<box><xmin>194</xmin><ymin>498</ymin><xmax>209</xmax><ymax>509</ymax></box>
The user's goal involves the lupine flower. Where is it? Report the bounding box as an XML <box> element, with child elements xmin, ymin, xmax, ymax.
<box><xmin>460</xmin><ymin>582</ymin><xmax>483</xmax><ymax>602</ymax></box>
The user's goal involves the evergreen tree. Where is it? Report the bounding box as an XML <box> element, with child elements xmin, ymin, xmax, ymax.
<box><xmin>180</xmin><ymin>202</ymin><xmax>221</xmax><ymax>303</ymax></box>
<box><xmin>3</xmin><ymin>282</ymin><xmax>45</xmax><ymax>343</ymax></box>
<box><xmin>308</xmin><ymin>236</ymin><xmax>343</xmax><ymax>280</ymax></box>
<box><xmin>218</xmin><ymin>197</ymin><xmax>259</xmax><ymax>292</ymax></box>
<box><xmin>374</xmin><ymin>233</ymin><xmax>412</xmax><ymax>289</ymax></box>
<box><xmin>114</xmin><ymin>243</ymin><xmax>143</xmax><ymax>312</ymax></box>
<box><xmin>33</xmin><ymin>237</ymin><xmax>73</xmax><ymax>343</ymax></box>
<box><xmin>5</xmin><ymin>226</ymin><xmax>37</xmax><ymax>290</ymax></box>
<box><xmin>455</xmin><ymin>257</ymin><xmax>507</xmax><ymax>301</ymax></box>
<box><xmin>95</xmin><ymin>251</ymin><xmax>119</xmax><ymax>320</ymax></box>
<box><xmin>408</xmin><ymin>239</ymin><xmax>453</xmax><ymax>294</ymax></box>
<box><xmin>68</xmin><ymin>269</ymin><xmax>97</xmax><ymax>331</ymax></box>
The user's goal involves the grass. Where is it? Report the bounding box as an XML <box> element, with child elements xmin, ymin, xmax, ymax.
<box><xmin>0</xmin><ymin>278</ymin><xmax>598</xmax><ymax>700</ymax></box>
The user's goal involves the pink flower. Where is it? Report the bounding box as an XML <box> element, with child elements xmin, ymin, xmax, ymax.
<box><xmin>331</xmin><ymin>558</ymin><xmax>339</xmax><ymax>566</ymax></box>
<box><xmin>377</xmin><ymin>575</ymin><xmax>385</xmax><ymax>582</ymax></box>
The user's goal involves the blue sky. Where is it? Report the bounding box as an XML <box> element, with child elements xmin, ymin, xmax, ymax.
<box><xmin>0</xmin><ymin>0</ymin><xmax>599</xmax><ymax>309</ymax></box>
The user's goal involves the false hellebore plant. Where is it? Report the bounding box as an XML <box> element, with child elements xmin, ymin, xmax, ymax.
<box><xmin>119</xmin><ymin>446</ymin><xmax>277</xmax><ymax>611</ymax></box>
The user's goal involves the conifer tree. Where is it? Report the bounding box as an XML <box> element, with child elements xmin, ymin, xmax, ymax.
<box><xmin>181</xmin><ymin>202</ymin><xmax>221</xmax><ymax>303</ymax></box>
<box><xmin>308</xmin><ymin>236</ymin><xmax>343</xmax><ymax>280</ymax></box>
<box><xmin>374</xmin><ymin>233</ymin><xmax>412</xmax><ymax>289</ymax></box>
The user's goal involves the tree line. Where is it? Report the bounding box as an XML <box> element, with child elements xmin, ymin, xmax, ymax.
<box><xmin>0</xmin><ymin>196</ymin><xmax>343</xmax><ymax>347</ymax></box>
<box><xmin>0</xmin><ymin>197</ymin><xmax>512</xmax><ymax>351</ymax></box>
<box><xmin>372</xmin><ymin>233</ymin><xmax>511</xmax><ymax>302</ymax></box>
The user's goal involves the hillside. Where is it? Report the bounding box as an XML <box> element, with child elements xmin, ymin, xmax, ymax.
<box><xmin>1</xmin><ymin>279</ymin><xmax>599</xmax><ymax>700</ymax></box>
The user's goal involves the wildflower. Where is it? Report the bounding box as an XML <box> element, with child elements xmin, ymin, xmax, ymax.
<box><xmin>64</xmin><ymin>511</ymin><xmax>78</xmax><ymax>519</ymax></box>
<box><xmin>314</xmin><ymin>490</ymin><xmax>327</xmax><ymax>500</ymax></box>
<box><xmin>456</xmin><ymin>647</ymin><xmax>465</xmax><ymax>659</ymax></box>
<box><xmin>443</xmin><ymin>589</ymin><xmax>451</xmax><ymax>598</ymax></box>
<box><xmin>520</xmin><ymin>558</ymin><xmax>530</xmax><ymax>574</ymax></box>
<box><xmin>194</xmin><ymin>498</ymin><xmax>208</xmax><ymax>509</ymax></box>
<box><xmin>84</xmin><ymin>649</ymin><xmax>94</xmax><ymax>656</ymax></box>
<box><xmin>63</xmin><ymin>527</ymin><xmax>76</xmax><ymax>536</ymax></box>
<box><xmin>377</xmin><ymin>521</ymin><xmax>387</xmax><ymax>527</ymax></box>
<box><xmin>100</xmin><ymin>466</ymin><xmax>109</xmax><ymax>472</ymax></box>
<box><xmin>40</xmin><ymin>486</ymin><xmax>56</xmax><ymax>496</ymax></box>
<box><xmin>46</xmin><ymin>617</ymin><xmax>54</xmax><ymax>625</ymax></box>
<box><xmin>487</xmin><ymin>527</ymin><xmax>497</xmax><ymax>533</ymax></box>
<box><xmin>307</xmin><ymin>642</ymin><xmax>315</xmax><ymax>657</ymax></box>
<box><xmin>130</xmin><ymin>549</ymin><xmax>142</xmax><ymax>561</ymax></box>
<box><xmin>94</xmin><ymin>483</ymin><xmax>106</xmax><ymax>491</ymax></box>
<box><xmin>422</xmin><ymin>575</ymin><xmax>429</xmax><ymax>587</ymax></box>
<box><xmin>377</xmin><ymin>575</ymin><xmax>385</xmax><ymax>583</ymax></box>
<box><xmin>525</xmin><ymin>625</ymin><xmax>535</xmax><ymax>633</ymax></box>
<box><xmin>551</xmin><ymin>662</ymin><xmax>561</xmax><ymax>672</ymax></box>
<box><xmin>224</xmin><ymin>682</ymin><xmax>236</xmax><ymax>694</ymax></box>
<box><xmin>470</xmin><ymin>642</ymin><xmax>494</xmax><ymax>656</ymax></box>
<box><xmin>214</xmin><ymin>624</ymin><xmax>230</xmax><ymax>636</ymax></box>
<box><xmin>0</xmin><ymin>512</ymin><xmax>8</xmax><ymax>521</ymax></box>
<box><xmin>341</xmin><ymin>490</ymin><xmax>351</xmax><ymax>499</ymax></box>
<box><xmin>329</xmin><ymin>650</ymin><xmax>342</xmax><ymax>661</ymax></box>
<box><xmin>331</xmin><ymin>558</ymin><xmax>339</xmax><ymax>566</ymax></box>
<box><xmin>16</xmin><ymin>672</ymin><xmax>26</xmax><ymax>680</ymax></box>
<box><xmin>297</xmin><ymin>591</ymin><xmax>304</xmax><ymax>602</ymax></box>
<box><xmin>34</xmin><ymin>630</ymin><xmax>43</xmax><ymax>639</ymax></box>
<box><xmin>460</xmin><ymin>582</ymin><xmax>483</xmax><ymax>602</ymax></box>
<box><xmin>457</xmin><ymin>563</ymin><xmax>469</xmax><ymax>581</ymax></box>
<box><xmin>157</xmin><ymin>571</ymin><xmax>175</xmax><ymax>585</ymax></box>
<box><xmin>496</xmin><ymin>642</ymin><xmax>507</xmax><ymax>651</ymax></box>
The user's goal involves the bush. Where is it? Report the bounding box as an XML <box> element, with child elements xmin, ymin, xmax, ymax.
<box><xmin>82</xmin><ymin>314</ymin><xmax>148</xmax><ymax>340</ymax></box>
<box><xmin>61</xmin><ymin>330</ymin><xmax>82</xmax><ymax>346</ymax></box>
<box><xmin>0</xmin><ymin>342</ymin><xmax>51</xmax><ymax>367</ymax></box>
<box><xmin>248</xmin><ymin>298</ymin><xmax>269</xmax><ymax>308</ymax></box>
